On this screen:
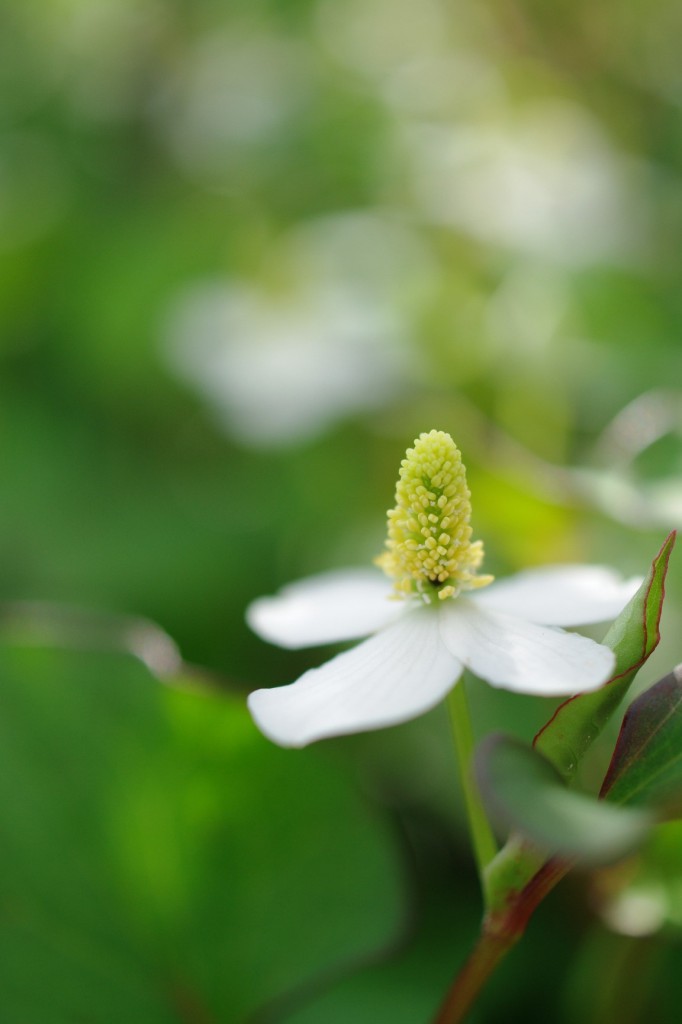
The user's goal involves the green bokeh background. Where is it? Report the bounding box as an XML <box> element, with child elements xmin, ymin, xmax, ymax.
<box><xmin>1</xmin><ymin>1</ymin><xmax>681</xmax><ymax>1021</ymax></box>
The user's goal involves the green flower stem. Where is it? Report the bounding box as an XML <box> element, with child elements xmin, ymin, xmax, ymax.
<box><xmin>483</xmin><ymin>832</ymin><xmax>548</xmax><ymax>914</ymax></box>
<box><xmin>447</xmin><ymin>679</ymin><xmax>498</xmax><ymax>896</ymax></box>
<box><xmin>444</xmin><ymin>684</ymin><xmax>574</xmax><ymax>1022</ymax></box>
<box><xmin>434</xmin><ymin>855</ymin><xmax>571</xmax><ymax>1024</ymax></box>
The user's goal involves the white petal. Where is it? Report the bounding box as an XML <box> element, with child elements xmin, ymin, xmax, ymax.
<box><xmin>439</xmin><ymin>599</ymin><xmax>615</xmax><ymax>696</ymax></box>
<box><xmin>246</xmin><ymin>569</ymin><xmax>404</xmax><ymax>649</ymax></box>
<box><xmin>471</xmin><ymin>566</ymin><xmax>642</xmax><ymax>626</ymax></box>
<box><xmin>248</xmin><ymin>608</ymin><xmax>462</xmax><ymax>746</ymax></box>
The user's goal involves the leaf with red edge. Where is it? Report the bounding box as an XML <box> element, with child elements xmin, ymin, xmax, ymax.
<box><xmin>601</xmin><ymin>665</ymin><xmax>682</xmax><ymax>815</ymax></box>
<box><xmin>534</xmin><ymin>532</ymin><xmax>675</xmax><ymax>783</ymax></box>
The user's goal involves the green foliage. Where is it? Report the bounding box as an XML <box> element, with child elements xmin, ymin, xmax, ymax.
<box><xmin>482</xmin><ymin>537</ymin><xmax>677</xmax><ymax>912</ymax></box>
<box><xmin>601</xmin><ymin>666</ymin><xmax>682</xmax><ymax>814</ymax></box>
<box><xmin>2</xmin><ymin>0</ymin><xmax>682</xmax><ymax>1018</ymax></box>
<box><xmin>534</xmin><ymin>532</ymin><xmax>675</xmax><ymax>781</ymax></box>
<box><xmin>0</xmin><ymin>645</ymin><xmax>404</xmax><ymax>1023</ymax></box>
<box><xmin>476</xmin><ymin>734</ymin><xmax>652</xmax><ymax>865</ymax></box>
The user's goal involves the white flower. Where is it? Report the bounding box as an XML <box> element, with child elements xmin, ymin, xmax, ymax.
<box><xmin>163</xmin><ymin>214</ymin><xmax>425</xmax><ymax>449</ymax></box>
<box><xmin>247</xmin><ymin>431</ymin><xmax>641</xmax><ymax>747</ymax></box>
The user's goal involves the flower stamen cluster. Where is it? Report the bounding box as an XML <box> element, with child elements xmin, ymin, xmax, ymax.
<box><xmin>247</xmin><ymin>426</ymin><xmax>640</xmax><ymax>748</ymax></box>
<box><xmin>375</xmin><ymin>430</ymin><xmax>493</xmax><ymax>601</ymax></box>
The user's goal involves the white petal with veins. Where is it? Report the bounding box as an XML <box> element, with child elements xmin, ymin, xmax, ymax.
<box><xmin>471</xmin><ymin>566</ymin><xmax>642</xmax><ymax>626</ymax></box>
<box><xmin>248</xmin><ymin>607</ymin><xmax>462</xmax><ymax>746</ymax></box>
<box><xmin>246</xmin><ymin>569</ymin><xmax>404</xmax><ymax>649</ymax></box>
<box><xmin>439</xmin><ymin>599</ymin><xmax>615</xmax><ymax>696</ymax></box>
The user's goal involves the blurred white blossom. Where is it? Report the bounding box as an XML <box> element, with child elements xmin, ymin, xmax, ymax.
<box><xmin>164</xmin><ymin>213</ymin><xmax>429</xmax><ymax>446</ymax></box>
<box><xmin>402</xmin><ymin>102</ymin><xmax>647</xmax><ymax>265</ymax></box>
<box><xmin>154</xmin><ymin>29</ymin><xmax>310</xmax><ymax>188</ymax></box>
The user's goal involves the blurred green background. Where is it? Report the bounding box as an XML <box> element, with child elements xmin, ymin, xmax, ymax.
<box><xmin>1</xmin><ymin>0</ymin><xmax>682</xmax><ymax>1021</ymax></box>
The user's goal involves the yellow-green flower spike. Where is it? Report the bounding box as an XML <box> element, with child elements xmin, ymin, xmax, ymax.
<box><xmin>376</xmin><ymin>430</ymin><xmax>493</xmax><ymax>602</ymax></box>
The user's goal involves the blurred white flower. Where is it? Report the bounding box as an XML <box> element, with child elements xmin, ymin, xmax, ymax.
<box><xmin>166</xmin><ymin>281</ymin><xmax>408</xmax><ymax>445</ymax></box>
<box><xmin>163</xmin><ymin>213</ymin><xmax>428</xmax><ymax>447</ymax></box>
<box><xmin>403</xmin><ymin>102</ymin><xmax>647</xmax><ymax>265</ymax></box>
<box><xmin>571</xmin><ymin>389</ymin><xmax>682</xmax><ymax>530</ymax></box>
<box><xmin>154</xmin><ymin>29</ymin><xmax>310</xmax><ymax>187</ymax></box>
<box><xmin>247</xmin><ymin>430</ymin><xmax>639</xmax><ymax>746</ymax></box>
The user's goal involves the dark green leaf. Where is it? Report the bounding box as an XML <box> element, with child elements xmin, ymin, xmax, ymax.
<box><xmin>0</xmin><ymin>645</ymin><xmax>404</xmax><ymax>1023</ymax></box>
<box><xmin>534</xmin><ymin>532</ymin><xmax>676</xmax><ymax>782</ymax></box>
<box><xmin>476</xmin><ymin>734</ymin><xmax>653</xmax><ymax>865</ymax></box>
<box><xmin>601</xmin><ymin>666</ymin><xmax>682</xmax><ymax>814</ymax></box>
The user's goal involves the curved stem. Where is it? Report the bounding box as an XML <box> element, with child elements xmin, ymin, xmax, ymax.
<box><xmin>447</xmin><ymin>680</ymin><xmax>498</xmax><ymax>896</ymax></box>
<box><xmin>434</xmin><ymin>856</ymin><xmax>571</xmax><ymax>1024</ymax></box>
<box><xmin>433</xmin><ymin>924</ymin><xmax>519</xmax><ymax>1024</ymax></box>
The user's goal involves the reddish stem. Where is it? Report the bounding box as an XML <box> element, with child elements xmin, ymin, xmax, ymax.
<box><xmin>433</xmin><ymin>857</ymin><xmax>571</xmax><ymax>1024</ymax></box>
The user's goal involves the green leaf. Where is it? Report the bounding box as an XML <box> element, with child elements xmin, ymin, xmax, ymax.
<box><xmin>534</xmin><ymin>531</ymin><xmax>676</xmax><ymax>782</ymax></box>
<box><xmin>475</xmin><ymin>734</ymin><xmax>653</xmax><ymax>865</ymax></box>
<box><xmin>601</xmin><ymin>666</ymin><xmax>682</xmax><ymax>813</ymax></box>
<box><xmin>0</xmin><ymin>645</ymin><xmax>405</xmax><ymax>1023</ymax></box>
